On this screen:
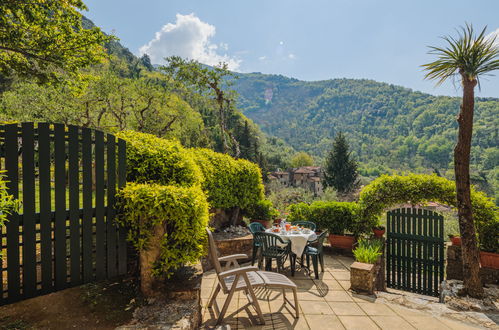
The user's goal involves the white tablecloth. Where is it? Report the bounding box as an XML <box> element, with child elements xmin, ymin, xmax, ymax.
<box><xmin>265</xmin><ymin>229</ymin><xmax>317</xmax><ymax>258</ymax></box>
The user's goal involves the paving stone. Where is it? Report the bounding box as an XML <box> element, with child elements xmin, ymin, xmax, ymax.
<box><xmin>402</xmin><ymin>316</ymin><xmax>451</xmax><ymax>329</ymax></box>
<box><xmin>332</xmin><ymin>271</ymin><xmax>351</xmax><ymax>281</ymax></box>
<box><xmin>324</xmin><ymin>290</ymin><xmax>354</xmax><ymax>302</ymax></box>
<box><xmin>300</xmin><ymin>300</ymin><xmax>334</xmax><ymax>315</ymax></box>
<box><xmin>296</xmin><ymin>289</ymin><xmax>325</xmax><ymax>301</ymax></box>
<box><xmin>370</xmin><ymin>315</ymin><xmax>415</xmax><ymax>329</ymax></box>
<box><xmin>272</xmin><ymin>312</ymin><xmax>309</xmax><ymax>330</ymax></box>
<box><xmin>438</xmin><ymin>317</ymin><xmax>481</xmax><ymax>330</ymax></box>
<box><xmin>338</xmin><ymin>280</ymin><xmax>352</xmax><ymax>290</ymax></box>
<box><xmin>314</xmin><ymin>279</ymin><xmax>344</xmax><ymax>290</ymax></box>
<box><xmin>338</xmin><ymin>315</ymin><xmax>380</xmax><ymax>330</ymax></box>
<box><xmin>357</xmin><ymin>303</ymin><xmax>396</xmax><ymax>315</ymax></box>
<box><xmin>305</xmin><ymin>314</ymin><xmax>345</xmax><ymax>329</ymax></box>
<box><xmin>328</xmin><ymin>302</ymin><xmax>366</xmax><ymax>316</ymax></box>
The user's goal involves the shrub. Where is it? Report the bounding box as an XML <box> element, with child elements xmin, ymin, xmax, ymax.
<box><xmin>288</xmin><ymin>201</ymin><xmax>360</xmax><ymax>235</ymax></box>
<box><xmin>353</xmin><ymin>239</ymin><xmax>383</xmax><ymax>264</ymax></box>
<box><xmin>0</xmin><ymin>172</ymin><xmax>19</xmax><ymax>226</ymax></box>
<box><xmin>116</xmin><ymin>182</ymin><xmax>209</xmax><ymax>277</ymax></box>
<box><xmin>189</xmin><ymin>148</ymin><xmax>264</xmax><ymax>210</ymax></box>
<box><xmin>116</xmin><ymin>131</ymin><xmax>202</xmax><ymax>187</ymax></box>
<box><xmin>358</xmin><ymin>174</ymin><xmax>498</xmax><ymax>253</ymax></box>
<box><xmin>244</xmin><ymin>199</ymin><xmax>279</xmax><ymax>221</ymax></box>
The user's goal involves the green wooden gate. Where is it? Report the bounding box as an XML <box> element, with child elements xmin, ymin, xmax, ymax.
<box><xmin>0</xmin><ymin>122</ymin><xmax>127</xmax><ymax>305</ymax></box>
<box><xmin>386</xmin><ymin>208</ymin><xmax>444</xmax><ymax>297</ymax></box>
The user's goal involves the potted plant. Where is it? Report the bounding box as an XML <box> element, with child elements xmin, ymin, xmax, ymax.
<box><xmin>480</xmin><ymin>251</ymin><xmax>499</xmax><ymax>269</ymax></box>
<box><xmin>372</xmin><ymin>226</ymin><xmax>385</xmax><ymax>238</ymax></box>
<box><xmin>478</xmin><ymin>221</ymin><xmax>499</xmax><ymax>270</ymax></box>
<box><xmin>245</xmin><ymin>199</ymin><xmax>278</xmax><ymax>229</ymax></box>
<box><xmin>448</xmin><ymin>234</ymin><xmax>462</xmax><ymax>246</ymax></box>
<box><xmin>321</xmin><ymin>202</ymin><xmax>358</xmax><ymax>251</ymax></box>
<box><xmin>351</xmin><ymin>239</ymin><xmax>383</xmax><ymax>295</ymax></box>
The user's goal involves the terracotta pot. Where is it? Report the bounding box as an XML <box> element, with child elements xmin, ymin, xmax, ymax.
<box><xmin>253</xmin><ymin>219</ymin><xmax>271</xmax><ymax>229</ymax></box>
<box><xmin>480</xmin><ymin>251</ymin><xmax>499</xmax><ymax>270</ymax></box>
<box><xmin>372</xmin><ymin>228</ymin><xmax>385</xmax><ymax>238</ymax></box>
<box><xmin>450</xmin><ymin>236</ymin><xmax>462</xmax><ymax>246</ymax></box>
<box><xmin>328</xmin><ymin>234</ymin><xmax>355</xmax><ymax>251</ymax></box>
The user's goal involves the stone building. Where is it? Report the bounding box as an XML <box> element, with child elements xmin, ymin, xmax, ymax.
<box><xmin>269</xmin><ymin>166</ymin><xmax>323</xmax><ymax>195</ymax></box>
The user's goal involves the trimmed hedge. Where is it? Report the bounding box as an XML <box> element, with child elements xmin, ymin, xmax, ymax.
<box><xmin>358</xmin><ymin>174</ymin><xmax>499</xmax><ymax>253</ymax></box>
<box><xmin>288</xmin><ymin>201</ymin><xmax>359</xmax><ymax>235</ymax></box>
<box><xmin>116</xmin><ymin>131</ymin><xmax>202</xmax><ymax>187</ymax></box>
<box><xmin>244</xmin><ymin>199</ymin><xmax>279</xmax><ymax>221</ymax></box>
<box><xmin>116</xmin><ymin>182</ymin><xmax>209</xmax><ymax>277</ymax></box>
<box><xmin>189</xmin><ymin>148</ymin><xmax>264</xmax><ymax>210</ymax></box>
<box><xmin>0</xmin><ymin>172</ymin><xmax>19</xmax><ymax>226</ymax></box>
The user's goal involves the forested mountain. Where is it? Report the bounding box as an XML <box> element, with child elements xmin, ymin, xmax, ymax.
<box><xmin>233</xmin><ymin>73</ymin><xmax>499</xmax><ymax>200</ymax></box>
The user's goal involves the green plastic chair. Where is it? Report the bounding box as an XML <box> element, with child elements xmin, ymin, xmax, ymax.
<box><xmin>303</xmin><ymin>231</ymin><xmax>328</xmax><ymax>279</ymax></box>
<box><xmin>248</xmin><ymin>222</ymin><xmax>266</xmax><ymax>266</ymax></box>
<box><xmin>291</xmin><ymin>221</ymin><xmax>316</xmax><ymax>232</ymax></box>
<box><xmin>254</xmin><ymin>232</ymin><xmax>292</xmax><ymax>273</ymax></box>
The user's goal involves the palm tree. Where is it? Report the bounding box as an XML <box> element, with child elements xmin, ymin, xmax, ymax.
<box><xmin>422</xmin><ymin>24</ymin><xmax>499</xmax><ymax>298</ymax></box>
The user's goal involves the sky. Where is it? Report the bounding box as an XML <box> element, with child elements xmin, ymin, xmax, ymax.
<box><xmin>83</xmin><ymin>0</ymin><xmax>499</xmax><ymax>98</ymax></box>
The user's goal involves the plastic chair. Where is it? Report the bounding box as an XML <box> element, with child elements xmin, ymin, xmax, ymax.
<box><xmin>254</xmin><ymin>232</ymin><xmax>292</xmax><ymax>273</ymax></box>
<box><xmin>303</xmin><ymin>231</ymin><xmax>328</xmax><ymax>279</ymax></box>
<box><xmin>248</xmin><ymin>222</ymin><xmax>266</xmax><ymax>266</ymax></box>
<box><xmin>291</xmin><ymin>221</ymin><xmax>316</xmax><ymax>232</ymax></box>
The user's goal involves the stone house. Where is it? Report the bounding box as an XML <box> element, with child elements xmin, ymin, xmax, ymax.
<box><xmin>269</xmin><ymin>166</ymin><xmax>323</xmax><ymax>195</ymax></box>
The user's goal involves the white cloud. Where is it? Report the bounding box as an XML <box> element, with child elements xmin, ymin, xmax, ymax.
<box><xmin>288</xmin><ymin>53</ymin><xmax>296</xmax><ymax>60</ymax></box>
<box><xmin>139</xmin><ymin>13</ymin><xmax>241</xmax><ymax>70</ymax></box>
<box><xmin>279</xmin><ymin>41</ymin><xmax>284</xmax><ymax>45</ymax></box>
<box><xmin>486</xmin><ymin>28</ymin><xmax>499</xmax><ymax>46</ymax></box>
<box><xmin>258</xmin><ymin>56</ymin><xmax>267</xmax><ymax>61</ymax></box>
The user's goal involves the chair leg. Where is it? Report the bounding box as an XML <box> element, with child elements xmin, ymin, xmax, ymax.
<box><xmin>217</xmin><ymin>276</ymin><xmax>238</xmax><ymax>325</ymax></box>
<box><xmin>208</xmin><ymin>283</ymin><xmax>221</xmax><ymax>308</ymax></box>
<box><xmin>293</xmin><ymin>288</ymin><xmax>299</xmax><ymax>319</ymax></box>
<box><xmin>312</xmin><ymin>255</ymin><xmax>319</xmax><ymax>279</ymax></box>
<box><xmin>290</xmin><ymin>254</ymin><xmax>296</xmax><ymax>276</ymax></box>
<box><xmin>319</xmin><ymin>253</ymin><xmax>324</xmax><ymax>272</ymax></box>
<box><xmin>265</xmin><ymin>258</ymin><xmax>271</xmax><ymax>271</ymax></box>
<box><xmin>242</xmin><ymin>277</ymin><xmax>265</xmax><ymax>325</ymax></box>
<box><xmin>251</xmin><ymin>244</ymin><xmax>258</xmax><ymax>266</ymax></box>
<box><xmin>306</xmin><ymin>254</ymin><xmax>310</xmax><ymax>269</ymax></box>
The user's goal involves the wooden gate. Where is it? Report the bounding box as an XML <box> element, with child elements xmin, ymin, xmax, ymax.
<box><xmin>0</xmin><ymin>122</ymin><xmax>127</xmax><ymax>305</ymax></box>
<box><xmin>386</xmin><ymin>208</ymin><xmax>444</xmax><ymax>297</ymax></box>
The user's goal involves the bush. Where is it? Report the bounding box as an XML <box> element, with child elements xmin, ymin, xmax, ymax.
<box><xmin>116</xmin><ymin>131</ymin><xmax>202</xmax><ymax>187</ymax></box>
<box><xmin>288</xmin><ymin>201</ymin><xmax>360</xmax><ymax>235</ymax></box>
<box><xmin>0</xmin><ymin>172</ymin><xmax>19</xmax><ymax>226</ymax></box>
<box><xmin>244</xmin><ymin>199</ymin><xmax>279</xmax><ymax>221</ymax></box>
<box><xmin>116</xmin><ymin>182</ymin><xmax>209</xmax><ymax>277</ymax></box>
<box><xmin>189</xmin><ymin>148</ymin><xmax>264</xmax><ymax>210</ymax></box>
<box><xmin>358</xmin><ymin>174</ymin><xmax>499</xmax><ymax>253</ymax></box>
<box><xmin>353</xmin><ymin>239</ymin><xmax>383</xmax><ymax>264</ymax></box>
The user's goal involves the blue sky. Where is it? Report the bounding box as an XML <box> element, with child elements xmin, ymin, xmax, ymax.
<box><xmin>83</xmin><ymin>0</ymin><xmax>499</xmax><ymax>97</ymax></box>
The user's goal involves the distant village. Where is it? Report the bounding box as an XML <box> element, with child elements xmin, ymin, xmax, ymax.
<box><xmin>268</xmin><ymin>166</ymin><xmax>323</xmax><ymax>195</ymax></box>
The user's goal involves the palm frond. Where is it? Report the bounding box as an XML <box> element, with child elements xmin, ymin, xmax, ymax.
<box><xmin>422</xmin><ymin>23</ymin><xmax>499</xmax><ymax>87</ymax></box>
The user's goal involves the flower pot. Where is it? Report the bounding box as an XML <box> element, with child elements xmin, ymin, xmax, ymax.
<box><xmin>253</xmin><ymin>219</ymin><xmax>271</xmax><ymax>229</ymax></box>
<box><xmin>480</xmin><ymin>251</ymin><xmax>499</xmax><ymax>270</ymax></box>
<box><xmin>328</xmin><ymin>234</ymin><xmax>355</xmax><ymax>251</ymax></box>
<box><xmin>450</xmin><ymin>236</ymin><xmax>461</xmax><ymax>246</ymax></box>
<box><xmin>372</xmin><ymin>227</ymin><xmax>385</xmax><ymax>238</ymax></box>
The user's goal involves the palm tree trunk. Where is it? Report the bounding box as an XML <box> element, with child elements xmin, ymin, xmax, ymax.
<box><xmin>455</xmin><ymin>77</ymin><xmax>483</xmax><ymax>298</ymax></box>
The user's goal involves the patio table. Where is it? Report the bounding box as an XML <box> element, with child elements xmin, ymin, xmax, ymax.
<box><xmin>265</xmin><ymin>229</ymin><xmax>317</xmax><ymax>258</ymax></box>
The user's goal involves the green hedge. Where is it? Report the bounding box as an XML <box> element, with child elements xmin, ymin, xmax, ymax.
<box><xmin>116</xmin><ymin>131</ymin><xmax>202</xmax><ymax>187</ymax></box>
<box><xmin>0</xmin><ymin>172</ymin><xmax>19</xmax><ymax>226</ymax></box>
<box><xmin>358</xmin><ymin>174</ymin><xmax>499</xmax><ymax>253</ymax></box>
<box><xmin>244</xmin><ymin>199</ymin><xmax>279</xmax><ymax>221</ymax></box>
<box><xmin>288</xmin><ymin>201</ymin><xmax>359</xmax><ymax>235</ymax></box>
<box><xmin>116</xmin><ymin>182</ymin><xmax>209</xmax><ymax>277</ymax></box>
<box><xmin>188</xmin><ymin>148</ymin><xmax>264</xmax><ymax>210</ymax></box>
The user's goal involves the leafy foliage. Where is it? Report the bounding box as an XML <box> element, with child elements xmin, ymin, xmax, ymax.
<box><xmin>290</xmin><ymin>152</ymin><xmax>314</xmax><ymax>168</ymax></box>
<box><xmin>0</xmin><ymin>172</ymin><xmax>19</xmax><ymax>226</ymax></box>
<box><xmin>116</xmin><ymin>183</ymin><xmax>209</xmax><ymax>277</ymax></box>
<box><xmin>0</xmin><ymin>1</ymin><xmax>112</xmax><ymax>83</ymax></box>
<box><xmin>353</xmin><ymin>238</ymin><xmax>383</xmax><ymax>264</ymax></box>
<box><xmin>358</xmin><ymin>174</ymin><xmax>499</xmax><ymax>252</ymax></box>
<box><xmin>288</xmin><ymin>201</ymin><xmax>359</xmax><ymax>235</ymax></box>
<box><xmin>189</xmin><ymin>148</ymin><xmax>264</xmax><ymax>209</ymax></box>
<box><xmin>116</xmin><ymin>131</ymin><xmax>202</xmax><ymax>187</ymax></box>
<box><xmin>323</xmin><ymin>132</ymin><xmax>359</xmax><ymax>193</ymax></box>
<box><xmin>243</xmin><ymin>199</ymin><xmax>279</xmax><ymax>221</ymax></box>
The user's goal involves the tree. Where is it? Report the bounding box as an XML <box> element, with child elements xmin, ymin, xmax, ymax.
<box><xmin>323</xmin><ymin>132</ymin><xmax>359</xmax><ymax>193</ymax></box>
<box><xmin>290</xmin><ymin>152</ymin><xmax>314</xmax><ymax>168</ymax></box>
<box><xmin>422</xmin><ymin>24</ymin><xmax>499</xmax><ymax>298</ymax></box>
<box><xmin>0</xmin><ymin>0</ymin><xmax>111</xmax><ymax>83</ymax></box>
<box><xmin>160</xmin><ymin>56</ymin><xmax>240</xmax><ymax>156</ymax></box>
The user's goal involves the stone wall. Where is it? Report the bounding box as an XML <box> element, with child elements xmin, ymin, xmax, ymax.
<box><xmin>446</xmin><ymin>244</ymin><xmax>499</xmax><ymax>285</ymax></box>
<box><xmin>202</xmin><ymin>234</ymin><xmax>254</xmax><ymax>271</ymax></box>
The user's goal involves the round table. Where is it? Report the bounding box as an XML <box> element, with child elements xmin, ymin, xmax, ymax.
<box><xmin>265</xmin><ymin>229</ymin><xmax>317</xmax><ymax>258</ymax></box>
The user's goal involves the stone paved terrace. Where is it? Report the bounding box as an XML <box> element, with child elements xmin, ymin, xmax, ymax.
<box><xmin>201</xmin><ymin>254</ymin><xmax>480</xmax><ymax>329</ymax></box>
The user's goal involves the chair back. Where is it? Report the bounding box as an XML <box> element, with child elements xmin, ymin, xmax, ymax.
<box><xmin>248</xmin><ymin>222</ymin><xmax>266</xmax><ymax>234</ymax></box>
<box><xmin>206</xmin><ymin>228</ymin><xmax>231</xmax><ymax>292</ymax></box>
<box><xmin>254</xmin><ymin>232</ymin><xmax>287</xmax><ymax>256</ymax></box>
<box><xmin>292</xmin><ymin>221</ymin><xmax>316</xmax><ymax>231</ymax></box>
<box><xmin>314</xmin><ymin>230</ymin><xmax>328</xmax><ymax>253</ymax></box>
